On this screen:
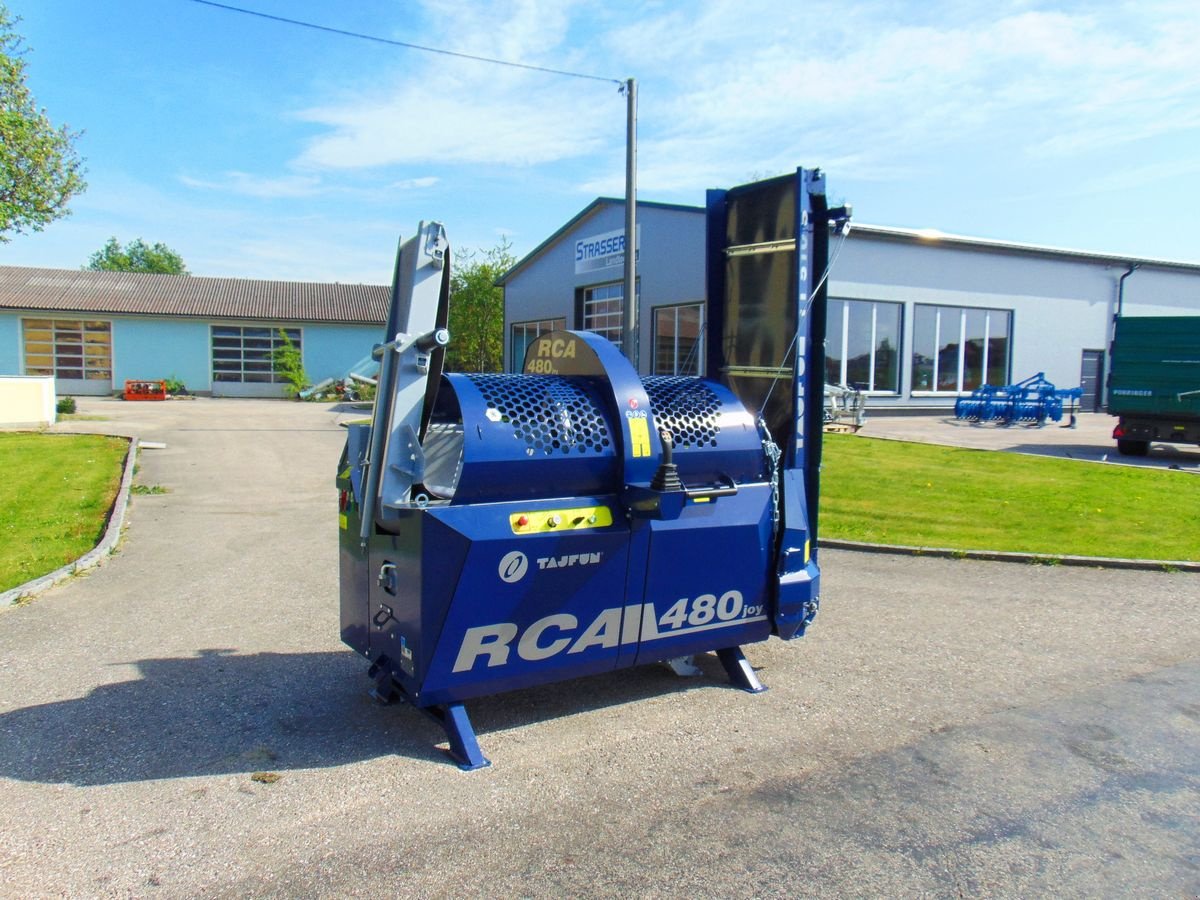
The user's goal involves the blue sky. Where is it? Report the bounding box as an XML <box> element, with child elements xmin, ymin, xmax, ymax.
<box><xmin>5</xmin><ymin>0</ymin><xmax>1200</xmax><ymax>283</ymax></box>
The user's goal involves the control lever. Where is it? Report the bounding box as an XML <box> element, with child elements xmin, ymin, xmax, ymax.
<box><xmin>650</xmin><ymin>430</ymin><xmax>684</xmax><ymax>492</ymax></box>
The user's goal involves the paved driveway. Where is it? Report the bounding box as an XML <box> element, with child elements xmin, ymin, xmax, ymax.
<box><xmin>1</xmin><ymin>398</ymin><xmax>1198</xmax><ymax>897</ymax></box>
<box><xmin>862</xmin><ymin>411</ymin><xmax>1200</xmax><ymax>473</ymax></box>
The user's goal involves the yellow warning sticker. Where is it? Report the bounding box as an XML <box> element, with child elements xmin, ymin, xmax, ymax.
<box><xmin>628</xmin><ymin>416</ymin><xmax>651</xmax><ymax>458</ymax></box>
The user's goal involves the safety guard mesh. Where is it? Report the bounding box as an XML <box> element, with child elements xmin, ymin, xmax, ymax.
<box><xmin>642</xmin><ymin>376</ymin><xmax>721</xmax><ymax>448</ymax></box>
<box><xmin>469</xmin><ymin>374</ymin><xmax>611</xmax><ymax>456</ymax></box>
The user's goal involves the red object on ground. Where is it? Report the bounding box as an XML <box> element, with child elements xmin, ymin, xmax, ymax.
<box><xmin>123</xmin><ymin>380</ymin><xmax>168</xmax><ymax>401</ymax></box>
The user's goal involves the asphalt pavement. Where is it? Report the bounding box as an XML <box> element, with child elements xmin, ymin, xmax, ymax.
<box><xmin>0</xmin><ymin>398</ymin><xmax>1197</xmax><ymax>897</ymax></box>
<box><xmin>861</xmin><ymin>411</ymin><xmax>1200</xmax><ymax>474</ymax></box>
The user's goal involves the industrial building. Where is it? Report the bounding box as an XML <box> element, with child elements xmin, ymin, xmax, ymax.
<box><xmin>6</xmin><ymin>200</ymin><xmax>1198</xmax><ymax>408</ymax></box>
<box><xmin>0</xmin><ymin>267</ymin><xmax>388</xmax><ymax>398</ymax></box>
<box><xmin>500</xmin><ymin>198</ymin><xmax>1200</xmax><ymax>412</ymax></box>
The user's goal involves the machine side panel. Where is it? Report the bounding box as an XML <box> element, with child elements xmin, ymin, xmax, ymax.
<box><xmin>339</xmin><ymin>542</ymin><xmax>370</xmax><ymax>655</ymax></box>
<box><xmin>632</xmin><ymin>485</ymin><xmax>775</xmax><ymax>665</ymax></box>
<box><xmin>774</xmin><ymin>468</ymin><xmax>819</xmax><ymax>639</ymax></box>
<box><xmin>366</xmin><ymin>512</ymin><xmax>474</xmax><ymax>694</ymax></box>
<box><xmin>366</xmin><ymin>520</ymin><xmax>422</xmax><ymax>674</ymax></box>
<box><xmin>419</xmin><ymin>503</ymin><xmax>632</xmax><ymax>705</ymax></box>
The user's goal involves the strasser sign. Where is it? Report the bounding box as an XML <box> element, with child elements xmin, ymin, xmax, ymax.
<box><xmin>574</xmin><ymin>226</ymin><xmax>640</xmax><ymax>275</ymax></box>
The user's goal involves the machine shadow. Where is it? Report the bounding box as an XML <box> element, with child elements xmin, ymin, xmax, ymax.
<box><xmin>0</xmin><ymin>647</ymin><xmax>738</xmax><ymax>785</ymax></box>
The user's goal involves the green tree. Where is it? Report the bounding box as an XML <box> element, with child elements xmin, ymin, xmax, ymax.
<box><xmin>271</xmin><ymin>330</ymin><xmax>309</xmax><ymax>397</ymax></box>
<box><xmin>446</xmin><ymin>238</ymin><xmax>516</xmax><ymax>373</ymax></box>
<box><xmin>86</xmin><ymin>237</ymin><xmax>189</xmax><ymax>275</ymax></box>
<box><xmin>0</xmin><ymin>4</ymin><xmax>86</xmax><ymax>241</ymax></box>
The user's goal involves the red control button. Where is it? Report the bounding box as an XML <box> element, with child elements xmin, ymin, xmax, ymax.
<box><xmin>516</xmin><ymin>515</ymin><xmax>529</xmax><ymax>527</ymax></box>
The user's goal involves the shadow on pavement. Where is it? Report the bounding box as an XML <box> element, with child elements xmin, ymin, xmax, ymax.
<box><xmin>0</xmin><ymin>648</ymin><xmax>729</xmax><ymax>785</ymax></box>
<box><xmin>1011</xmin><ymin>442</ymin><xmax>1200</xmax><ymax>470</ymax></box>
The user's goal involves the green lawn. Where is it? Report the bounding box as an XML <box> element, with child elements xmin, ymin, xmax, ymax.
<box><xmin>0</xmin><ymin>433</ymin><xmax>129</xmax><ymax>593</ymax></box>
<box><xmin>821</xmin><ymin>434</ymin><xmax>1200</xmax><ymax>561</ymax></box>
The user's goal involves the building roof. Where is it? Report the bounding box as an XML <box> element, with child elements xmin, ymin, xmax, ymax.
<box><xmin>849</xmin><ymin>224</ymin><xmax>1200</xmax><ymax>272</ymax></box>
<box><xmin>498</xmin><ymin>197</ymin><xmax>704</xmax><ymax>284</ymax></box>
<box><xmin>0</xmin><ymin>266</ymin><xmax>391</xmax><ymax>324</ymax></box>
<box><xmin>498</xmin><ymin>195</ymin><xmax>1200</xmax><ymax>286</ymax></box>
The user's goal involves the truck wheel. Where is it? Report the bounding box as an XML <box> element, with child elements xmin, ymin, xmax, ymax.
<box><xmin>1116</xmin><ymin>439</ymin><xmax>1150</xmax><ymax>457</ymax></box>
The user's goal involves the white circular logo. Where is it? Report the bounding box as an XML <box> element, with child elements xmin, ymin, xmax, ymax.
<box><xmin>498</xmin><ymin>551</ymin><xmax>528</xmax><ymax>583</ymax></box>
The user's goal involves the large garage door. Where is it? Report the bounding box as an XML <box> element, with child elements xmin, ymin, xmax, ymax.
<box><xmin>211</xmin><ymin>325</ymin><xmax>300</xmax><ymax>398</ymax></box>
<box><xmin>22</xmin><ymin>318</ymin><xmax>113</xmax><ymax>396</ymax></box>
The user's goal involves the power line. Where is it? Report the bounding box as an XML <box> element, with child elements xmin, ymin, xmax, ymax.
<box><xmin>188</xmin><ymin>0</ymin><xmax>623</xmax><ymax>86</ymax></box>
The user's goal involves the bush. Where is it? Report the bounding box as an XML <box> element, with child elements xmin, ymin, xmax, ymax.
<box><xmin>163</xmin><ymin>374</ymin><xmax>187</xmax><ymax>395</ymax></box>
<box><xmin>56</xmin><ymin>396</ymin><xmax>76</xmax><ymax>415</ymax></box>
<box><xmin>271</xmin><ymin>331</ymin><xmax>309</xmax><ymax>397</ymax></box>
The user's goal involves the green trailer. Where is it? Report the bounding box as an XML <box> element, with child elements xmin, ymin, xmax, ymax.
<box><xmin>1108</xmin><ymin>316</ymin><xmax>1200</xmax><ymax>456</ymax></box>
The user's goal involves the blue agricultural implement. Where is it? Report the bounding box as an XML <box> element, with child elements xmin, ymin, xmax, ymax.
<box><xmin>954</xmin><ymin>372</ymin><xmax>1082</xmax><ymax>426</ymax></box>
<box><xmin>336</xmin><ymin>170</ymin><xmax>850</xmax><ymax>768</ymax></box>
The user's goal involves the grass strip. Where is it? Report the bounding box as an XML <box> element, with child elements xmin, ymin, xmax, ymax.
<box><xmin>821</xmin><ymin>434</ymin><xmax>1200</xmax><ymax>561</ymax></box>
<box><xmin>0</xmin><ymin>433</ymin><xmax>129</xmax><ymax>593</ymax></box>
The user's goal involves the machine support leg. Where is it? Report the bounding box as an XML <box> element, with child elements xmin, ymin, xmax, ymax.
<box><xmin>717</xmin><ymin>646</ymin><xmax>767</xmax><ymax>694</ymax></box>
<box><xmin>424</xmin><ymin>703</ymin><xmax>491</xmax><ymax>771</ymax></box>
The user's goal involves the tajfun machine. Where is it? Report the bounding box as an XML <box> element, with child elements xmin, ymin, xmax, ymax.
<box><xmin>337</xmin><ymin>170</ymin><xmax>849</xmax><ymax>768</ymax></box>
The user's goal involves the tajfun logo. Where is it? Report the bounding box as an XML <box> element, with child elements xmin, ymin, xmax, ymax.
<box><xmin>497</xmin><ymin>551</ymin><xmax>528</xmax><ymax>583</ymax></box>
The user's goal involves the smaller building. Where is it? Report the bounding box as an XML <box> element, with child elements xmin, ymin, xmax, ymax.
<box><xmin>0</xmin><ymin>267</ymin><xmax>389</xmax><ymax>398</ymax></box>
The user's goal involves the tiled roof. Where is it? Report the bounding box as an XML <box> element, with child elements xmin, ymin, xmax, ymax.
<box><xmin>0</xmin><ymin>266</ymin><xmax>390</xmax><ymax>324</ymax></box>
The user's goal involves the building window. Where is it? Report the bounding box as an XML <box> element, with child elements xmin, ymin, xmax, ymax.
<box><xmin>825</xmin><ymin>300</ymin><xmax>901</xmax><ymax>392</ymax></box>
<box><xmin>911</xmin><ymin>305</ymin><xmax>1011</xmax><ymax>393</ymax></box>
<box><xmin>580</xmin><ymin>282</ymin><xmax>625</xmax><ymax>345</ymax></box>
<box><xmin>510</xmin><ymin>318</ymin><xmax>565</xmax><ymax>371</ymax></box>
<box><xmin>23</xmin><ymin>318</ymin><xmax>112</xmax><ymax>381</ymax></box>
<box><xmin>211</xmin><ymin>325</ymin><xmax>301</xmax><ymax>383</ymax></box>
<box><xmin>653</xmin><ymin>303</ymin><xmax>705</xmax><ymax>376</ymax></box>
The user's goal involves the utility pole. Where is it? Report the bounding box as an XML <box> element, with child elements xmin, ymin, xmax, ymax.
<box><xmin>621</xmin><ymin>77</ymin><xmax>638</xmax><ymax>366</ymax></box>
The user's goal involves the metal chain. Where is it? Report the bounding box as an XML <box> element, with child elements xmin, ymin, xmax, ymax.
<box><xmin>758</xmin><ymin>416</ymin><xmax>782</xmax><ymax>537</ymax></box>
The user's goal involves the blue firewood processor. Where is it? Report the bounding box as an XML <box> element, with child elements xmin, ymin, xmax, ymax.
<box><xmin>337</xmin><ymin>169</ymin><xmax>851</xmax><ymax>768</ymax></box>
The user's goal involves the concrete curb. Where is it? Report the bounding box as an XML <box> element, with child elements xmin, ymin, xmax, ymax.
<box><xmin>1</xmin><ymin>436</ymin><xmax>139</xmax><ymax>607</ymax></box>
<box><xmin>820</xmin><ymin>537</ymin><xmax>1200</xmax><ymax>573</ymax></box>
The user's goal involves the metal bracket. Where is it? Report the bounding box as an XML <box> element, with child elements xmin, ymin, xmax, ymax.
<box><xmin>423</xmin><ymin>224</ymin><xmax>448</xmax><ymax>268</ymax></box>
<box><xmin>663</xmin><ymin>656</ymin><xmax>701</xmax><ymax>677</ymax></box>
<box><xmin>376</xmin><ymin>565</ymin><xmax>397</xmax><ymax>597</ymax></box>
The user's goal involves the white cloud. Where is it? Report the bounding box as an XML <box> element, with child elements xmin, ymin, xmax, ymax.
<box><xmin>294</xmin><ymin>67</ymin><xmax>617</xmax><ymax>169</ymax></box>
<box><xmin>180</xmin><ymin>171</ymin><xmax>323</xmax><ymax>199</ymax></box>
<box><xmin>590</xmin><ymin>1</ymin><xmax>1200</xmax><ymax>190</ymax></box>
<box><xmin>1065</xmin><ymin>156</ymin><xmax>1200</xmax><ymax>197</ymax></box>
<box><xmin>289</xmin><ymin>0</ymin><xmax>622</xmax><ymax>171</ymax></box>
<box><xmin>276</xmin><ymin>0</ymin><xmax>1200</xmax><ymax>203</ymax></box>
<box><xmin>217</xmin><ymin>235</ymin><xmax>392</xmax><ymax>283</ymax></box>
<box><xmin>389</xmin><ymin>176</ymin><xmax>440</xmax><ymax>190</ymax></box>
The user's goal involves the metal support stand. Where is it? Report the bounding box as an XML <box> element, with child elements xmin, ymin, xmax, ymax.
<box><xmin>423</xmin><ymin>703</ymin><xmax>491</xmax><ymax>771</ymax></box>
<box><xmin>367</xmin><ymin>662</ymin><xmax>490</xmax><ymax>770</ymax></box>
<box><xmin>717</xmin><ymin>646</ymin><xmax>767</xmax><ymax>694</ymax></box>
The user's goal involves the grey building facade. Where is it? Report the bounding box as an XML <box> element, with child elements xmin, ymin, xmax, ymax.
<box><xmin>501</xmin><ymin>198</ymin><xmax>1200</xmax><ymax>412</ymax></box>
